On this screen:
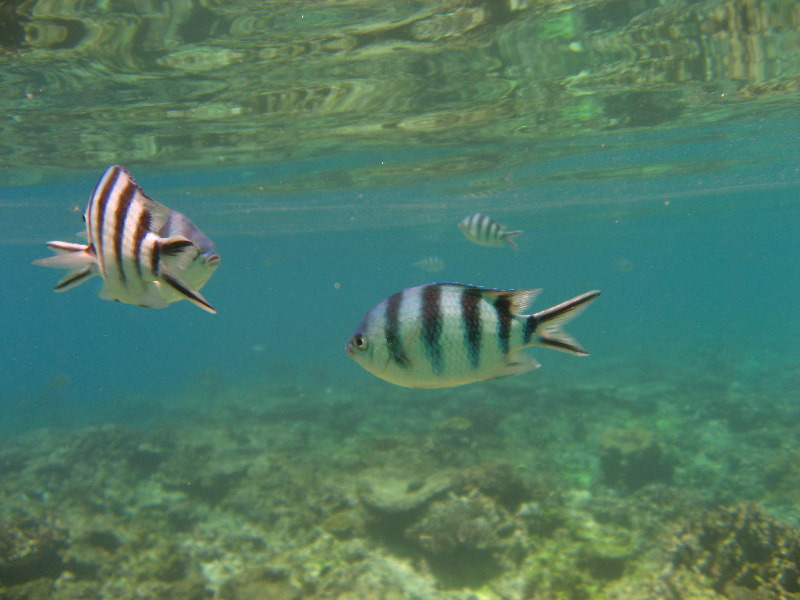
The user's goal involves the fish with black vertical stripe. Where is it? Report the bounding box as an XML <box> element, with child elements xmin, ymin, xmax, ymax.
<box><xmin>459</xmin><ymin>213</ymin><xmax>522</xmax><ymax>249</ymax></box>
<box><xmin>33</xmin><ymin>165</ymin><xmax>220</xmax><ymax>313</ymax></box>
<box><xmin>346</xmin><ymin>283</ymin><xmax>600</xmax><ymax>388</ymax></box>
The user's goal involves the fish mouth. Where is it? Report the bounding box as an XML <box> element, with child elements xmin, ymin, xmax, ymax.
<box><xmin>205</xmin><ymin>253</ymin><xmax>221</xmax><ymax>266</ymax></box>
<box><xmin>344</xmin><ymin>343</ymin><xmax>354</xmax><ymax>356</ymax></box>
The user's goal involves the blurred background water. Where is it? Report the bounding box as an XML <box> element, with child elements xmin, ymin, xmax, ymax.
<box><xmin>0</xmin><ymin>1</ymin><xmax>799</xmax><ymax>598</ymax></box>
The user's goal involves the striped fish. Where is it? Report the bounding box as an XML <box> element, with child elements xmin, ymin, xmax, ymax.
<box><xmin>458</xmin><ymin>213</ymin><xmax>522</xmax><ymax>249</ymax></box>
<box><xmin>413</xmin><ymin>255</ymin><xmax>446</xmax><ymax>273</ymax></box>
<box><xmin>346</xmin><ymin>283</ymin><xmax>600</xmax><ymax>388</ymax></box>
<box><xmin>33</xmin><ymin>165</ymin><xmax>220</xmax><ymax>313</ymax></box>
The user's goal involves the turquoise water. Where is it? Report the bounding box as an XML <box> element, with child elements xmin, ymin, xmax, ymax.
<box><xmin>2</xmin><ymin>1</ymin><xmax>800</xmax><ymax>598</ymax></box>
<box><xmin>5</xmin><ymin>120</ymin><xmax>797</xmax><ymax>426</ymax></box>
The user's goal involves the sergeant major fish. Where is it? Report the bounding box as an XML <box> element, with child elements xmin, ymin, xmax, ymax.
<box><xmin>346</xmin><ymin>283</ymin><xmax>600</xmax><ymax>388</ymax></box>
<box><xmin>413</xmin><ymin>255</ymin><xmax>446</xmax><ymax>273</ymax></box>
<box><xmin>459</xmin><ymin>213</ymin><xmax>522</xmax><ymax>249</ymax></box>
<box><xmin>33</xmin><ymin>165</ymin><xmax>220</xmax><ymax>313</ymax></box>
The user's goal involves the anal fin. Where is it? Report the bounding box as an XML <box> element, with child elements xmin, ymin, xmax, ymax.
<box><xmin>135</xmin><ymin>283</ymin><xmax>169</xmax><ymax>309</ymax></box>
<box><xmin>493</xmin><ymin>351</ymin><xmax>540</xmax><ymax>379</ymax></box>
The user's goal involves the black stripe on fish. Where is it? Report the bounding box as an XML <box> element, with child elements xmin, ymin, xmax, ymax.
<box><xmin>523</xmin><ymin>314</ymin><xmax>538</xmax><ymax>345</ymax></box>
<box><xmin>421</xmin><ymin>284</ymin><xmax>443</xmax><ymax>374</ymax></box>
<box><xmin>132</xmin><ymin>209</ymin><xmax>151</xmax><ymax>279</ymax></box>
<box><xmin>461</xmin><ymin>287</ymin><xmax>482</xmax><ymax>369</ymax></box>
<box><xmin>486</xmin><ymin>220</ymin><xmax>498</xmax><ymax>242</ymax></box>
<box><xmin>478</xmin><ymin>214</ymin><xmax>490</xmax><ymax>240</ymax></box>
<box><xmin>113</xmin><ymin>179</ymin><xmax>136</xmax><ymax>284</ymax></box>
<box><xmin>151</xmin><ymin>238</ymin><xmax>161</xmax><ymax>276</ymax></box>
<box><xmin>93</xmin><ymin>166</ymin><xmax>121</xmax><ymax>271</ymax></box>
<box><xmin>494</xmin><ymin>294</ymin><xmax>512</xmax><ymax>355</ymax></box>
<box><xmin>384</xmin><ymin>290</ymin><xmax>408</xmax><ymax>367</ymax></box>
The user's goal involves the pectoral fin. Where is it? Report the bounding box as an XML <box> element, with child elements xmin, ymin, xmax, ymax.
<box><xmin>159</xmin><ymin>236</ymin><xmax>197</xmax><ymax>271</ymax></box>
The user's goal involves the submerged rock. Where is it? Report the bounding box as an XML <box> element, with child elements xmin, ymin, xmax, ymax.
<box><xmin>360</xmin><ymin>473</ymin><xmax>453</xmax><ymax>516</ymax></box>
<box><xmin>406</xmin><ymin>491</ymin><xmax>518</xmax><ymax>556</ymax></box>
<box><xmin>598</xmin><ymin>426</ymin><xmax>675</xmax><ymax>491</ymax></box>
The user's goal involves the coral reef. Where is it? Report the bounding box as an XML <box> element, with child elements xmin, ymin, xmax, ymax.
<box><xmin>672</xmin><ymin>503</ymin><xmax>800</xmax><ymax>597</ymax></box>
<box><xmin>406</xmin><ymin>490</ymin><xmax>520</xmax><ymax>586</ymax></box>
<box><xmin>0</xmin><ymin>350</ymin><xmax>797</xmax><ymax>600</ymax></box>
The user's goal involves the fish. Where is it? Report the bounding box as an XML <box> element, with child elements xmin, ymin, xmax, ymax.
<box><xmin>345</xmin><ymin>283</ymin><xmax>600</xmax><ymax>388</ymax></box>
<box><xmin>458</xmin><ymin>213</ymin><xmax>522</xmax><ymax>249</ymax></box>
<box><xmin>413</xmin><ymin>256</ymin><xmax>446</xmax><ymax>273</ymax></box>
<box><xmin>33</xmin><ymin>165</ymin><xmax>220</xmax><ymax>313</ymax></box>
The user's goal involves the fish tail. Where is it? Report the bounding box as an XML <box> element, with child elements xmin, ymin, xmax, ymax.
<box><xmin>54</xmin><ymin>265</ymin><xmax>98</xmax><ymax>292</ymax></box>
<box><xmin>530</xmin><ymin>290</ymin><xmax>601</xmax><ymax>355</ymax></box>
<box><xmin>33</xmin><ymin>241</ymin><xmax>99</xmax><ymax>291</ymax></box>
<box><xmin>502</xmin><ymin>230</ymin><xmax>523</xmax><ymax>249</ymax></box>
<box><xmin>33</xmin><ymin>242</ymin><xmax>99</xmax><ymax>292</ymax></box>
<box><xmin>32</xmin><ymin>241</ymin><xmax>95</xmax><ymax>269</ymax></box>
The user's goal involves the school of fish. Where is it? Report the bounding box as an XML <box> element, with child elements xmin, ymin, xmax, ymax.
<box><xmin>35</xmin><ymin>169</ymin><xmax>598</xmax><ymax>389</ymax></box>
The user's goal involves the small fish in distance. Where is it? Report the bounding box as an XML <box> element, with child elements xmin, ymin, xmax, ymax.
<box><xmin>458</xmin><ymin>213</ymin><xmax>522</xmax><ymax>249</ymax></box>
<box><xmin>346</xmin><ymin>283</ymin><xmax>600</xmax><ymax>388</ymax></box>
<box><xmin>413</xmin><ymin>256</ymin><xmax>446</xmax><ymax>273</ymax></box>
<box><xmin>33</xmin><ymin>165</ymin><xmax>220</xmax><ymax>313</ymax></box>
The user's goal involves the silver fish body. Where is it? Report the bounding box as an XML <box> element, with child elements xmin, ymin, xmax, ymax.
<box><xmin>33</xmin><ymin>165</ymin><xmax>219</xmax><ymax>313</ymax></box>
<box><xmin>458</xmin><ymin>213</ymin><xmax>522</xmax><ymax>249</ymax></box>
<box><xmin>346</xmin><ymin>283</ymin><xmax>600</xmax><ymax>388</ymax></box>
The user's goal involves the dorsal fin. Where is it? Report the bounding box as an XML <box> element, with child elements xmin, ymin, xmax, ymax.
<box><xmin>113</xmin><ymin>166</ymin><xmax>173</xmax><ymax>232</ymax></box>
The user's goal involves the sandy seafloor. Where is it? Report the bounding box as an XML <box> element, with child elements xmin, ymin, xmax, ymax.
<box><xmin>2</xmin><ymin>128</ymin><xmax>800</xmax><ymax>599</ymax></box>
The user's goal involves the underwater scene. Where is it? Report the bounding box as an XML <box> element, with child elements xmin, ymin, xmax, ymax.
<box><xmin>1</xmin><ymin>0</ymin><xmax>800</xmax><ymax>598</ymax></box>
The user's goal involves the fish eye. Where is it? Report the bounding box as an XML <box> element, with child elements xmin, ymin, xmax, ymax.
<box><xmin>353</xmin><ymin>334</ymin><xmax>368</xmax><ymax>351</ymax></box>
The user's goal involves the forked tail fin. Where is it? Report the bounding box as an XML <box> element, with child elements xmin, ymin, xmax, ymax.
<box><xmin>502</xmin><ymin>230</ymin><xmax>523</xmax><ymax>249</ymax></box>
<box><xmin>32</xmin><ymin>241</ymin><xmax>99</xmax><ymax>292</ymax></box>
<box><xmin>530</xmin><ymin>290</ymin><xmax>600</xmax><ymax>355</ymax></box>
